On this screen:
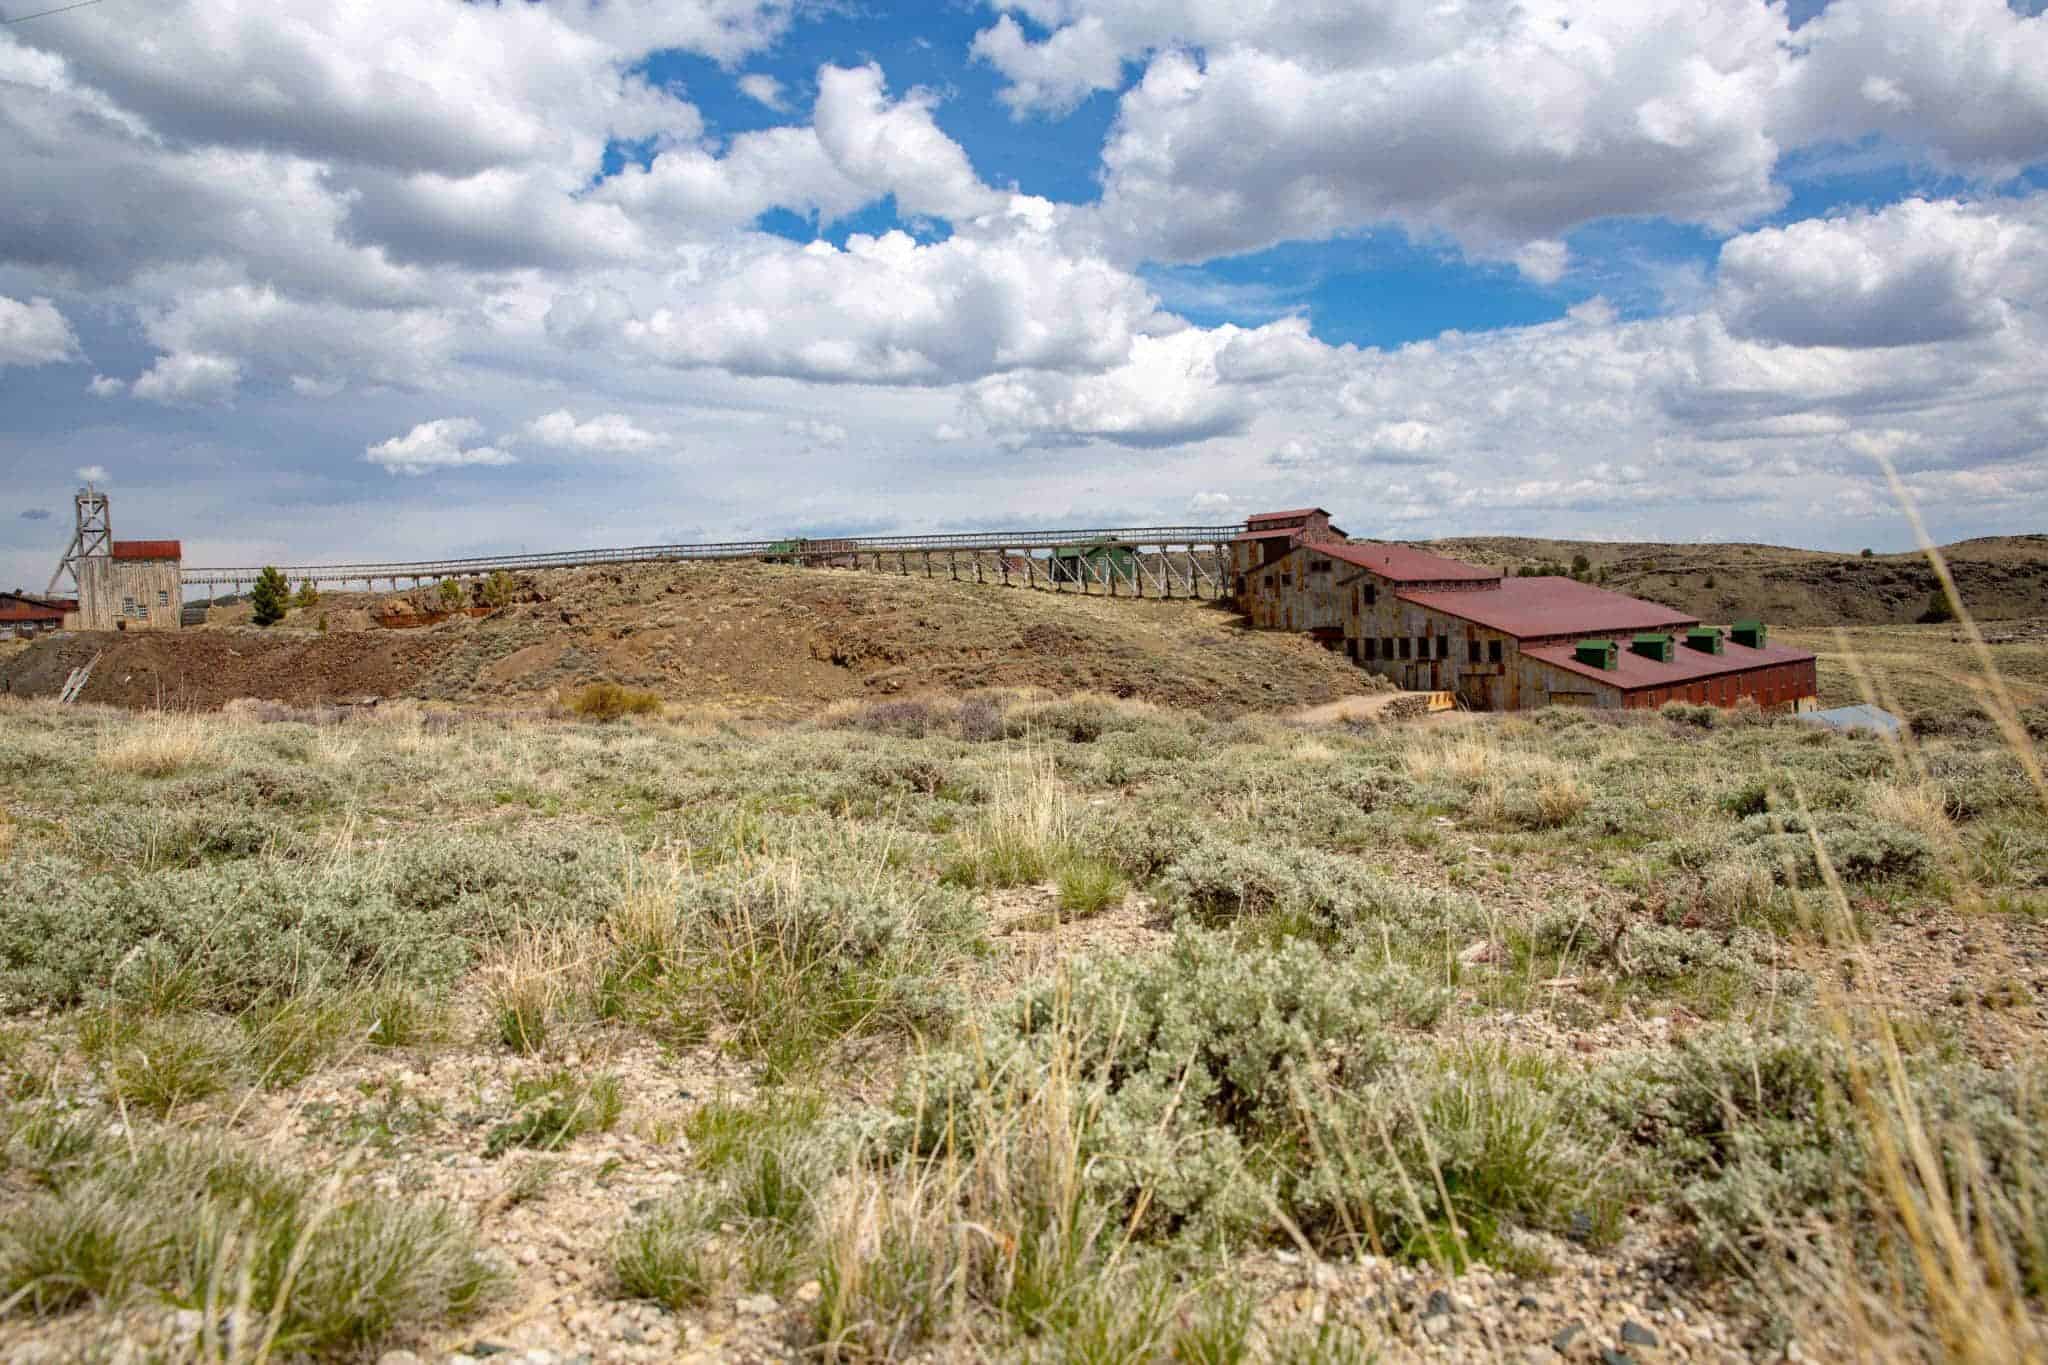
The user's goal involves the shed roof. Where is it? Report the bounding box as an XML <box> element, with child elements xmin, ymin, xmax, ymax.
<box><xmin>1395</xmin><ymin>576</ymin><xmax>1695</xmax><ymax>637</ymax></box>
<box><xmin>1795</xmin><ymin>704</ymin><xmax>1901</xmax><ymax>735</ymax></box>
<box><xmin>0</xmin><ymin>594</ymin><xmax>70</xmax><ymax>620</ymax></box>
<box><xmin>1306</xmin><ymin>541</ymin><xmax>1501</xmax><ymax>584</ymax></box>
<box><xmin>1522</xmin><ymin>637</ymin><xmax>1814</xmax><ymax>691</ymax></box>
<box><xmin>1245</xmin><ymin>507</ymin><xmax>1329</xmax><ymax>523</ymax></box>
<box><xmin>110</xmin><ymin>540</ymin><xmax>182</xmax><ymax>560</ymax></box>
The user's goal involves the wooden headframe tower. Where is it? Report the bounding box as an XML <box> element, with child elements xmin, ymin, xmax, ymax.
<box><xmin>48</xmin><ymin>484</ymin><xmax>111</xmax><ymax>597</ymax></box>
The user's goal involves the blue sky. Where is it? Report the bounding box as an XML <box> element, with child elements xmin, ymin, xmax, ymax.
<box><xmin>2</xmin><ymin>0</ymin><xmax>2047</xmax><ymax>590</ymax></box>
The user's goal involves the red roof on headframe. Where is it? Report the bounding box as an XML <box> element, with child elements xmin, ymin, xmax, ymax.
<box><xmin>110</xmin><ymin>540</ymin><xmax>182</xmax><ymax>560</ymax></box>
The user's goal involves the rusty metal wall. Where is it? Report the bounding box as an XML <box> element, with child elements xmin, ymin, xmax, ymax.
<box><xmin>1340</xmin><ymin>580</ymin><xmax>1524</xmax><ymax>706</ymax></box>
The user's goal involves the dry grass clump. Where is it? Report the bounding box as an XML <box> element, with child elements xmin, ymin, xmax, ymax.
<box><xmin>95</xmin><ymin>709</ymin><xmax>219</xmax><ymax>776</ymax></box>
<box><xmin>566</xmin><ymin>681</ymin><xmax>663</xmax><ymax>722</ymax></box>
<box><xmin>1867</xmin><ymin>780</ymin><xmax>1957</xmax><ymax>846</ymax></box>
<box><xmin>944</xmin><ymin>750</ymin><xmax>1072</xmax><ymax>887</ymax></box>
<box><xmin>479</xmin><ymin>927</ymin><xmax>593</xmax><ymax>1054</ymax></box>
<box><xmin>1401</xmin><ymin>732</ymin><xmax>1494</xmax><ymax>785</ymax></box>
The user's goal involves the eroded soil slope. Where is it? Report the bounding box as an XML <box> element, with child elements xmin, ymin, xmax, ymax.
<box><xmin>2</xmin><ymin>561</ymin><xmax>1375</xmax><ymax>713</ymax></box>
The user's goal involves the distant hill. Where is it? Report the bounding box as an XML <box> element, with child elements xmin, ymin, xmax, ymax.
<box><xmin>1422</xmin><ymin>534</ymin><xmax>2048</xmax><ymax>626</ymax></box>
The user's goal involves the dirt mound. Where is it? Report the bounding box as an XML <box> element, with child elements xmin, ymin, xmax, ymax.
<box><xmin>1425</xmin><ymin>533</ymin><xmax>2048</xmax><ymax>626</ymax></box>
<box><xmin>2</xmin><ymin>561</ymin><xmax>1379</xmax><ymax>714</ymax></box>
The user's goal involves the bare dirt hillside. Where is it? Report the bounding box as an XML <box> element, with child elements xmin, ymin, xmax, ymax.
<box><xmin>1426</xmin><ymin>533</ymin><xmax>2048</xmax><ymax>626</ymax></box>
<box><xmin>1</xmin><ymin>561</ymin><xmax>1377</xmax><ymax>714</ymax></box>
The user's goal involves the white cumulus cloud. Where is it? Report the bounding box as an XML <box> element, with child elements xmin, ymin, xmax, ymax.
<box><xmin>131</xmin><ymin>351</ymin><xmax>241</xmax><ymax>404</ymax></box>
<box><xmin>1715</xmin><ymin>197</ymin><xmax>2048</xmax><ymax>349</ymax></box>
<box><xmin>737</xmin><ymin>73</ymin><xmax>786</xmax><ymax>111</ymax></box>
<box><xmin>365</xmin><ymin>417</ymin><xmax>515</xmax><ymax>476</ymax></box>
<box><xmin>527</xmin><ymin>409</ymin><xmax>662</xmax><ymax>452</ymax></box>
<box><xmin>0</xmin><ymin>294</ymin><xmax>80</xmax><ymax>366</ymax></box>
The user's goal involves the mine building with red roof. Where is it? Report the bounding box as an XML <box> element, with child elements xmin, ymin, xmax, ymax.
<box><xmin>1233</xmin><ymin>509</ymin><xmax>1816</xmax><ymax>713</ymax></box>
<box><xmin>79</xmin><ymin>538</ymin><xmax>184</xmax><ymax>631</ymax></box>
<box><xmin>1227</xmin><ymin>507</ymin><xmax>1346</xmax><ymax>598</ymax></box>
<box><xmin>0</xmin><ymin>590</ymin><xmax>75</xmax><ymax>638</ymax></box>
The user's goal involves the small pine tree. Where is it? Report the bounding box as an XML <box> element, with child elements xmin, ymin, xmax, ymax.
<box><xmin>482</xmin><ymin>570</ymin><xmax>518</xmax><ymax>609</ymax></box>
<box><xmin>1918</xmin><ymin>590</ymin><xmax>1956</xmax><ymax>624</ymax></box>
<box><xmin>316</xmin><ymin>612</ymin><xmax>329</xmax><ymax>634</ymax></box>
<box><xmin>1860</xmin><ymin>547</ymin><xmax>1875</xmax><ymax>559</ymax></box>
<box><xmin>1571</xmin><ymin>553</ymin><xmax>1591</xmax><ymax>578</ymax></box>
<box><xmin>250</xmin><ymin>566</ymin><xmax>289</xmax><ymax>627</ymax></box>
<box><xmin>294</xmin><ymin>580</ymin><xmax>320</xmax><ymax>610</ymax></box>
<box><xmin>438</xmin><ymin>579</ymin><xmax>466</xmax><ymax>611</ymax></box>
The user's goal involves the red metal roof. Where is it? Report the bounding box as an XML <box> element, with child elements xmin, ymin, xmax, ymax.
<box><xmin>1245</xmin><ymin>507</ymin><xmax>1329</xmax><ymax>523</ymax></box>
<box><xmin>0</xmin><ymin>598</ymin><xmax>69</xmax><ymax>621</ymax></box>
<box><xmin>1311</xmin><ymin>542</ymin><xmax>1502</xmax><ymax>584</ymax></box>
<box><xmin>110</xmin><ymin>540</ymin><xmax>182</xmax><ymax>560</ymax></box>
<box><xmin>1395</xmin><ymin>576</ymin><xmax>1696</xmax><ymax>638</ymax></box>
<box><xmin>1523</xmin><ymin>638</ymin><xmax>1816</xmax><ymax>691</ymax></box>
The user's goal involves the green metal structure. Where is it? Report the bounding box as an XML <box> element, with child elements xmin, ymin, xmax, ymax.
<box><xmin>1575</xmin><ymin>639</ymin><xmax>1619</xmax><ymax>670</ymax></box>
<box><xmin>1048</xmin><ymin>540</ymin><xmax>1138</xmax><ymax>584</ymax></box>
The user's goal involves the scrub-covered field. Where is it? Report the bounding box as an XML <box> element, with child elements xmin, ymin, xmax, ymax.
<box><xmin>1</xmin><ymin>687</ymin><xmax>2045</xmax><ymax>1363</ymax></box>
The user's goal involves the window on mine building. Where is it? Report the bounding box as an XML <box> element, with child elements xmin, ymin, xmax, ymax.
<box><xmin>1416</xmin><ymin>635</ymin><xmax>1429</xmax><ymax>658</ymax></box>
<box><xmin>158</xmin><ymin>590</ymin><xmax>169</xmax><ymax>609</ymax></box>
<box><xmin>1437</xmin><ymin>634</ymin><xmax>1449</xmax><ymax>659</ymax></box>
<box><xmin>1364</xmin><ymin>638</ymin><xmax>1377</xmax><ymax>660</ymax></box>
<box><xmin>1488</xmin><ymin>640</ymin><xmax>1503</xmax><ymax>664</ymax></box>
<box><xmin>1398</xmin><ymin>638</ymin><xmax>1411</xmax><ymax>659</ymax></box>
<box><xmin>1364</xmin><ymin>584</ymin><xmax>1377</xmax><ymax>605</ymax></box>
<box><xmin>1381</xmin><ymin>636</ymin><xmax>1393</xmax><ymax>658</ymax></box>
<box><xmin>1468</xmin><ymin>640</ymin><xmax>1481</xmax><ymax>664</ymax></box>
<box><xmin>122</xmin><ymin>596</ymin><xmax>135</xmax><ymax>616</ymax></box>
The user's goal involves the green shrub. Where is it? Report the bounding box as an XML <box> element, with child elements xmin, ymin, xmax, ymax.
<box><xmin>1156</xmin><ymin>836</ymin><xmax>1482</xmax><ymax>943</ymax></box>
<box><xmin>1001</xmin><ymin>698</ymin><xmax>1139</xmax><ymax>744</ymax></box>
<box><xmin>484</xmin><ymin>1070</ymin><xmax>622</xmax><ymax>1157</ymax></box>
<box><xmin>599</xmin><ymin>865</ymin><xmax>980</xmax><ymax>1078</ymax></box>
<box><xmin>568</xmin><ymin>682</ymin><xmax>663</xmax><ymax>722</ymax></box>
<box><xmin>0</xmin><ymin>1111</ymin><xmax>499</xmax><ymax>1345</ymax></box>
<box><xmin>249</xmin><ymin>566</ymin><xmax>289</xmax><ymax>627</ymax></box>
<box><xmin>1055</xmin><ymin>858</ymin><xmax>1125</xmax><ymax>917</ymax></box>
<box><xmin>95</xmin><ymin>1012</ymin><xmax>233</xmax><ymax>1115</ymax></box>
<box><xmin>1735</xmin><ymin>810</ymin><xmax>1933</xmax><ymax>884</ymax></box>
<box><xmin>890</xmin><ymin>932</ymin><xmax>1451</xmax><ymax>1245</ymax></box>
<box><xmin>611</xmin><ymin>1194</ymin><xmax>723</xmax><ymax>1310</ymax></box>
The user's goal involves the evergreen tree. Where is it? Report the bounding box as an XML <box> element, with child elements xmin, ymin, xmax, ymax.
<box><xmin>250</xmin><ymin>567</ymin><xmax>289</xmax><ymax>627</ymax></box>
<box><xmin>294</xmin><ymin>580</ymin><xmax>320</xmax><ymax>609</ymax></box>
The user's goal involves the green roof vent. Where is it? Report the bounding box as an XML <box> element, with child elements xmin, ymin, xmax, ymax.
<box><xmin>1575</xmin><ymin>639</ymin><xmax>1619</xmax><ymax>670</ymax></box>
<box><xmin>1684</xmin><ymin>627</ymin><xmax>1725</xmax><ymax>655</ymax></box>
<box><xmin>1731</xmin><ymin>619</ymin><xmax>1767</xmax><ymax>649</ymax></box>
<box><xmin>1631</xmin><ymin>633</ymin><xmax>1675</xmax><ymax>663</ymax></box>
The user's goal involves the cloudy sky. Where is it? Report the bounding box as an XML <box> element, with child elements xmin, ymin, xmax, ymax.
<box><xmin>3</xmin><ymin>0</ymin><xmax>2046</xmax><ymax>590</ymax></box>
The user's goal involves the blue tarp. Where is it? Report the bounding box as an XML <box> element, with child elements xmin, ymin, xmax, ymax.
<box><xmin>1795</xmin><ymin>703</ymin><xmax>1902</xmax><ymax>736</ymax></box>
